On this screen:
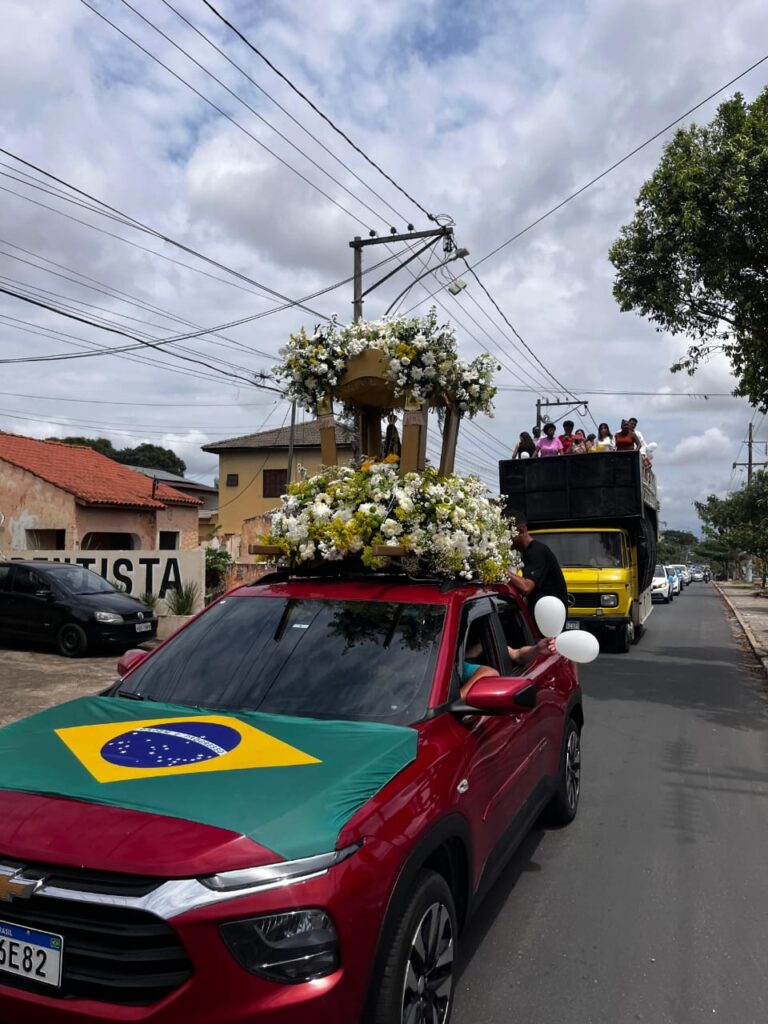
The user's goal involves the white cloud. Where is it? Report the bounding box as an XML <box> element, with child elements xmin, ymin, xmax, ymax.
<box><xmin>1</xmin><ymin>0</ymin><xmax>764</xmax><ymax>526</ymax></box>
<box><xmin>662</xmin><ymin>427</ymin><xmax>732</xmax><ymax>465</ymax></box>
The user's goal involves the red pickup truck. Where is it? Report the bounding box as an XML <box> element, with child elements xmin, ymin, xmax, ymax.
<box><xmin>0</xmin><ymin>573</ymin><xmax>582</xmax><ymax>1024</ymax></box>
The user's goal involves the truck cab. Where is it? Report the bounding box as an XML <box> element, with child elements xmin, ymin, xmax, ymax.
<box><xmin>499</xmin><ymin>451</ymin><xmax>659</xmax><ymax>654</ymax></box>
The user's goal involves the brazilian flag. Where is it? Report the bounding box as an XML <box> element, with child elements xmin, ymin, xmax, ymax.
<box><xmin>0</xmin><ymin>697</ymin><xmax>418</xmax><ymax>860</ymax></box>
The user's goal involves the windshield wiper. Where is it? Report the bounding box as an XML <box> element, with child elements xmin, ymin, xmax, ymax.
<box><xmin>115</xmin><ymin>689</ymin><xmax>155</xmax><ymax>701</ymax></box>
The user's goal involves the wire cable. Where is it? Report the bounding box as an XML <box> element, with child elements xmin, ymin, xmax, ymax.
<box><xmin>79</xmin><ymin>0</ymin><xmax>376</xmax><ymax>233</ymax></box>
<box><xmin>160</xmin><ymin>0</ymin><xmax>412</xmax><ymax>230</ymax></box>
<box><xmin>201</xmin><ymin>0</ymin><xmax>435</xmax><ymax>224</ymax></box>
<box><xmin>115</xmin><ymin>0</ymin><xmax>396</xmax><ymax>232</ymax></box>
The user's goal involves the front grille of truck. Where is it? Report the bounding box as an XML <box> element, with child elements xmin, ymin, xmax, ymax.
<box><xmin>570</xmin><ymin>592</ymin><xmax>602</xmax><ymax>607</ymax></box>
<box><xmin>0</xmin><ymin>894</ymin><xmax>193</xmax><ymax>1006</ymax></box>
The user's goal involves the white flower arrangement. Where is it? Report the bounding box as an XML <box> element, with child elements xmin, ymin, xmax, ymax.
<box><xmin>450</xmin><ymin>353</ymin><xmax>499</xmax><ymax>419</ymax></box>
<box><xmin>268</xmin><ymin>463</ymin><xmax>520</xmax><ymax>582</ymax></box>
<box><xmin>273</xmin><ymin>309</ymin><xmax>498</xmax><ymax>418</ymax></box>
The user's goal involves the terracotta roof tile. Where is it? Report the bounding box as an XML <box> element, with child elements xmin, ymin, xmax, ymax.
<box><xmin>0</xmin><ymin>433</ymin><xmax>201</xmax><ymax>509</ymax></box>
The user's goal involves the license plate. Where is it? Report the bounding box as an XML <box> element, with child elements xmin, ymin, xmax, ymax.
<box><xmin>135</xmin><ymin>622</ymin><xmax>152</xmax><ymax>633</ymax></box>
<box><xmin>565</xmin><ymin>620</ymin><xmax>580</xmax><ymax>630</ymax></box>
<box><xmin>0</xmin><ymin>920</ymin><xmax>63</xmax><ymax>988</ymax></box>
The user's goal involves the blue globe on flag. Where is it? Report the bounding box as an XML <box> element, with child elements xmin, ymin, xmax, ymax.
<box><xmin>100</xmin><ymin>721</ymin><xmax>242</xmax><ymax>770</ymax></box>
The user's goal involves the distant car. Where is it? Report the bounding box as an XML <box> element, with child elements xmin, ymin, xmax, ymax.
<box><xmin>668</xmin><ymin>564</ymin><xmax>689</xmax><ymax>588</ymax></box>
<box><xmin>0</xmin><ymin>561</ymin><xmax>157</xmax><ymax>657</ymax></box>
<box><xmin>667</xmin><ymin>567</ymin><xmax>681</xmax><ymax>596</ymax></box>
<box><xmin>651</xmin><ymin>564</ymin><xmax>672</xmax><ymax>603</ymax></box>
<box><xmin>691</xmin><ymin>569</ymin><xmax>704</xmax><ymax>582</ymax></box>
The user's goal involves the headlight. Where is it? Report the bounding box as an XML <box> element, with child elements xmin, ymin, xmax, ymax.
<box><xmin>95</xmin><ymin>611</ymin><xmax>124</xmax><ymax>623</ymax></box>
<box><xmin>600</xmin><ymin>594</ymin><xmax>619</xmax><ymax>607</ymax></box>
<box><xmin>221</xmin><ymin>909</ymin><xmax>339</xmax><ymax>983</ymax></box>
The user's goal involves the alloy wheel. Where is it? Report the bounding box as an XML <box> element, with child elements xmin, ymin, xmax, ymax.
<box><xmin>401</xmin><ymin>901</ymin><xmax>454</xmax><ymax>1024</ymax></box>
<box><xmin>566</xmin><ymin>728</ymin><xmax>581</xmax><ymax>811</ymax></box>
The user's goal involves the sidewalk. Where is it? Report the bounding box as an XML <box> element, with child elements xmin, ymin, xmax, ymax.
<box><xmin>715</xmin><ymin>582</ymin><xmax>768</xmax><ymax>677</ymax></box>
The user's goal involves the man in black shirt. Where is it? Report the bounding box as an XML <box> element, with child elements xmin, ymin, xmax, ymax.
<box><xmin>507</xmin><ymin>515</ymin><xmax>568</xmax><ymax>611</ymax></box>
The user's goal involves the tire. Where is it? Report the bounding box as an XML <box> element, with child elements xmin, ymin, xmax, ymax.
<box><xmin>373</xmin><ymin>869</ymin><xmax>457</xmax><ymax>1024</ymax></box>
<box><xmin>615</xmin><ymin>621</ymin><xmax>633</xmax><ymax>653</ymax></box>
<box><xmin>57</xmin><ymin>622</ymin><xmax>88</xmax><ymax>658</ymax></box>
<box><xmin>544</xmin><ymin>718</ymin><xmax>582</xmax><ymax>826</ymax></box>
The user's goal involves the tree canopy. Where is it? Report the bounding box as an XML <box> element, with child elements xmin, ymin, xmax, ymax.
<box><xmin>657</xmin><ymin>529</ymin><xmax>698</xmax><ymax>564</ymax></box>
<box><xmin>609</xmin><ymin>89</ymin><xmax>768</xmax><ymax>409</ymax></box>
<box><xmin>54</xmin><ymin>437</ymin><xmax>186</xmax><ymax>476</ymax></box>
<box><xmin>695</xmin><ymin>471</ymin><xmax>768</xmax><ymax>584</ymax></box>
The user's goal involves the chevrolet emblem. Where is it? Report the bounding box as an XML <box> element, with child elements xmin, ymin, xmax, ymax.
<box><xmin>0</xmin><ymin>866</ymin><xmax>43</xmax><ymax>902</ymax></box>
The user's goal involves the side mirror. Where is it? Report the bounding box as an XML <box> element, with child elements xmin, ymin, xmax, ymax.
<box><xmin>117</xmin><ymin>648</ymin><xmax>149</xmax><ymax>677</ymax></box>
<box><xmin>455</xmin><ymin>676</ymin><xmax>537</xmax><ymax>715</ymax></box>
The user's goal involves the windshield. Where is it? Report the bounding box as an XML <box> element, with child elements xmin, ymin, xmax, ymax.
<box><xmin>49</xmin><ymin>564</ymin><xmax>117</xmax><ymax>595</ymax></box>
<box><xmin>535</xmin><ymin>532</ymin><xmax>625</xmax><ymax>569</ymax></box>
<box><xmin>654</xmin><ymin>564</ymin><xmax>665</xmax><ymax>577</ymax></box>
<box><xmin>118</xmin><ymin>595</ymin><xmax>445</xmax><ymax>725</ymax></box>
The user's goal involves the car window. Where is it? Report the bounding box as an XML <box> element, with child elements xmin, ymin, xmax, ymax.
<box><xmin>11</xmin><ymin>567</ymin><xmax>47</xmax><ymax>596</ymax></box>
<box><xmin>452</xmin><ymin>605</ymin><xmax>502</xmax><ymax>699</ymax></box>
<box><xmin>49</xmin><ymin>565</ymin><xmax>116</xmax><ymax>595</ymax></box>
<box><xmin>0</xmin><ymin>566</ymin><xmax>12</xmax><ymax>593</ymax></box>
<box><xmin>493</xmin><ymin>596</ymin><xmax>535</xmax><ymax>671</ymax></box>
<box><xmin>118</xmin><ymin>596</ymin><xmax>445</xmax><ymax>725</ymax></box>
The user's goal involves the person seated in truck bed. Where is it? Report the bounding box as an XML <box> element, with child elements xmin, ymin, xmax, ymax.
<box><xmin>614</xmin><ymin>420</ymin><xmax>640</xmax><ymax>451</ymax></box>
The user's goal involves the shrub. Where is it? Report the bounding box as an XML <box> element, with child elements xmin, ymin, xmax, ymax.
<box><xmin>165</xmin><ymin>582</ymin><xmax>200</xmax><ymax>616</ymax></box>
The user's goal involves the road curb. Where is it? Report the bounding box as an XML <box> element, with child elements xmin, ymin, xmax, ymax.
<box><xmin>714</xmin><ymin>584</ymin><xmax>768</xmax><ymax>678</ymax></box>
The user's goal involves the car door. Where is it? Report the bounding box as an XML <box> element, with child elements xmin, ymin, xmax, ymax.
<box><xmin>8</xmin><ymin>566</ymin><xmax>59</xmax><ymax>640</ymax></box>
<box><xmin>492</xmin><ymin>594</ymin><xmax>562</xmax><ymax>780</ymax></box>
<box><xmin>454</xmin><ymin>599</ymin><xmax>539</xmax><ymax>853</ymax></box>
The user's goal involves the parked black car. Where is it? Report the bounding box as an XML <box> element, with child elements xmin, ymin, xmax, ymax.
<box><xmin>0</xmin><ymin>561</ymin><xmax>156</xmax><ymax>657</ymax></box>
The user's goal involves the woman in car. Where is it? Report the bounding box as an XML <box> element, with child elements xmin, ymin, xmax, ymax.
<box><xmin>461</xmin><ymin>636</ymin><xmax>556</xmax><ymax>699</ymax></box>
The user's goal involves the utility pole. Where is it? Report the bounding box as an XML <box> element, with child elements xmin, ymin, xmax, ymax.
<box><xmin>286</xmin><ymin>399</ymin><xmax>296</xmax><ymax>484</ymax></box>
<box><xmin>535</xmin><ymin>397</ymin><xmax>589</xmax><ymax>432</ymax></box>
<box><xmin>348</xmin><ymin>226</ymin><xmax>455</xmax><ymax>459</ymax></box>
<box><xmin>731</xmin><ymin>421</ymin><xmax>768</xmax><ymax>583</ymax></box>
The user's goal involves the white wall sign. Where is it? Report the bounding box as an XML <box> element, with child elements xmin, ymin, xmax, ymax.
<box><xmin>12</xmin><ymin>549</ymin><xmax>205</xmax><ymax>611</ymax></box>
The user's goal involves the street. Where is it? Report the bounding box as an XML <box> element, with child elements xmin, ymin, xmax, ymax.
<box><xmin>454</xmin><ymin>584</ymin><xmax>768</xmax><ymax>1024</ymax></box>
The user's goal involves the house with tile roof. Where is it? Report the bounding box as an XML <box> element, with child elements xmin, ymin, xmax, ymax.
<box><xmin>0</xmin><ymin>433</ymin><xmax>201</xmax><ymax>552</ymax></box>
<box><xmin>202</xmin><ymin>419</ymin><xmax>355</xmax><ymax>537</ymax></box>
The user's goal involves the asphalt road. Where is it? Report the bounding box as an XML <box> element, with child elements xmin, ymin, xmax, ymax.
<box><xmin>453</xmin><ymin>584</ymin><xmax>768</xmax><ymax>1024</ymax></box>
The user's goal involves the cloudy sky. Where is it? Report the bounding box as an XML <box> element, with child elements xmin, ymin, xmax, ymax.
<box><xmin>1</xmin><ymin>0</ymin><xmax>766</xmax><ymax>531</ymax></box>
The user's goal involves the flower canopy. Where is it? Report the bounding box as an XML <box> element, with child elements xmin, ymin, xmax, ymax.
<box><xmin>274</xmin><ymin>309</ymin><xmax>499</xmax><ymax>418</ymax></box>
<box><xmin>268</xmin><ymin>463</ymin><xmax>518</xmax><ymax>583</ymax></box>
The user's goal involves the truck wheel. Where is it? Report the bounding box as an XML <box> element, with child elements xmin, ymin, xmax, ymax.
<box><xmin>615</xmin><ymin>622</ymin><xmax>633</xmax><ymax>653</ymax></box>
<box><xmin>57</xmin><ymin>623</ymin><xmax>88</xmax><ymax>658</ymax></box>
<box><xmin>373</xmin><ymin>869</ymin><xmax>457</xmax><ymax>1024</ymax></box>
<box><xmin>632</xmin><ymin>623</ymin><xmax>644</xmax><ymax>644</ymax></box>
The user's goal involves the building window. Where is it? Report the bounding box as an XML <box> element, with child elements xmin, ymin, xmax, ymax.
<box><xmin>159</xmin><ymin>531</ymin><xmax>179</xmax><ymax>550</ymax></box>
<box><xmin>81</xmin><ymin>532</ymin><xmax>136</xmax><ymax>550</ymax></box>
<box><xmin>263</xmin><ymin>468</ymin><xmax>288</xmax><ymax>498</ymax></box>
<box><xmin>226</xmin><ymin>473</ymin><xmax>239</xmax><ymax>487</ymax></box>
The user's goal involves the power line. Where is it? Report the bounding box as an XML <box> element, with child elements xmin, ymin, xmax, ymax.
<box><xmin>115</xmin><ymin>0</ymin><xmax>397</xmax><ymax>232</ymax></box>
<box><xmin>0</xmin><ymin>390</ymin><xmax>274</xmax><ymax>409</ymax></box>
<box><xmin>159</xmin><ymin>0</ymin><xmax>412</xmax><ymax>230</ymax></box>
<box><xmin>79</xmin><ymin>0</ymin><xmax>376</xmax><ymax>233</ymax></box>
<box><xmin>202</xmin><ymin>0</ymin><xmax>435</xmax><ymax>224</ymax></box>
<box><xmin>0</xmin><ymin>148</ymin><xmax>330</xmax><ymax>319</ymax></box>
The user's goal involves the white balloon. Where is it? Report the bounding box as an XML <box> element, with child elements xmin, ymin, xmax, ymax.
<box><xmin>520</xmin><ymin>451</ymin><xmax>531</xmax><ymax>459</ymax></box>
<box><xmin>645</xmin><ymin>441</ymin><xmax>658</xmax><ymax>452</ymax></box>
<box><xmin>555</xmin><ymin>629</ymin><xmax>600</xmax><ymax>664</ymax></box>
<box><xmin>534</xmin><ymin>596</ymin><xmax>566</xmax><ymax>638</ymax></box>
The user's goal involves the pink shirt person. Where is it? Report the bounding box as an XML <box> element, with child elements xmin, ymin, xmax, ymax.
<box><xmin>536</xmin><ymin>425</ymin><xmax>563</xmax><ymax>457</ymax></box>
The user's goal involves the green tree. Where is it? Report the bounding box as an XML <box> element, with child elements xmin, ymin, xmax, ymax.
<box><xmin>695</xmin><ymin>472</ymin><xmax>768</xmax><ymax>585</ymax></box>
<box><xmin>53</xmin><ymin>436</ymin><xmax>117</xmax><ymax>457</ymax></box>
<box><xmin>609</xmin><ymin>89</ymin><xmax>768</xmax><ymax>408</ymax></box>
<box><xmin>52</xmin><ymin>437</ymin><xmax>186</xmax><ymax>476</ymax></box>
<box><xmin>657</xmin><ymin>529</ymin><xmax>698</xmax><ymax>564</ymax></box>
<box><xmin>114</xmin><ymin>443</ymin><xmax>186</xmax><ymax>476</ymax></box>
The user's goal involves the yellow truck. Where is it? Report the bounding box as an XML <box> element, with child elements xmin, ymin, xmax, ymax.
<box><xmin>499</xmin><ymin>451</ymin><xmax>659</xmax><ymax>653</ymax></box>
